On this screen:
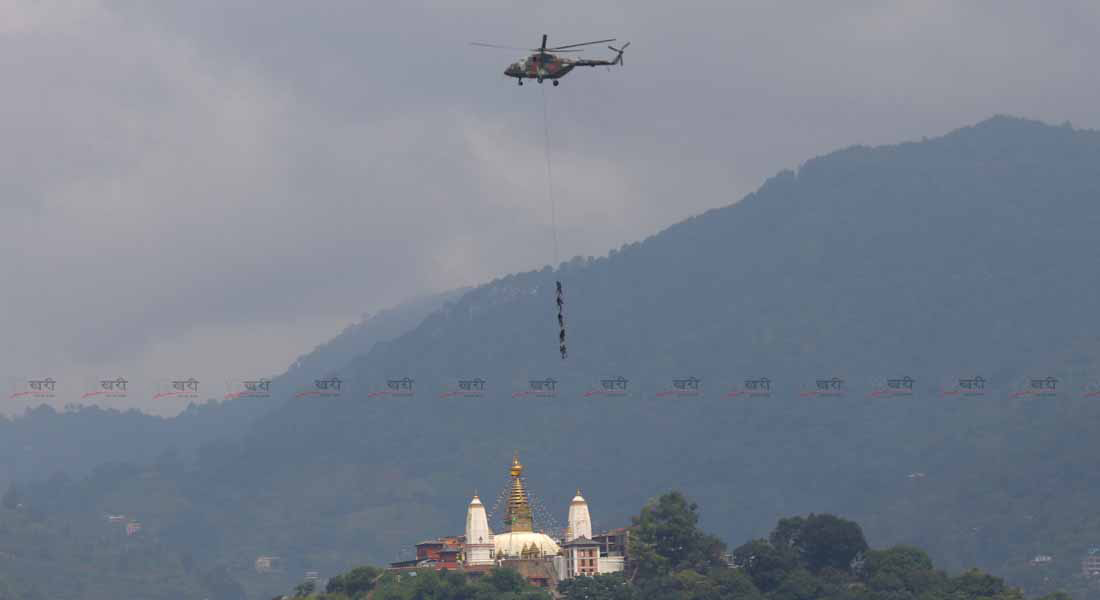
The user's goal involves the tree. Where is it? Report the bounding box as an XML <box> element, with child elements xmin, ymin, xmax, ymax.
<box><xmin>730</xmin><ymin>539</ymin><xmax>798</xmax><ymax>593</ymax></box>
<box><xmin>708</xmin><ymin>568</ymin><xmax>764</xmax><ymax>600</ymax></box>
<box><xmin>480</xmin><ymin>567</ymin><xmax>530</xmax><ymax>594</ymax></box>
<box><xmin>947</xmin><ymin>568</ymin><xmax>1021</xmax><ymax>600</ymax></box>
<box><xmin>369</xmin><ymin>567</ymin><xmax>548</xmax><ymax>600</ymax></box>
<box><xmin>862</xmin><ymin>545</ymin><xmax>939</xmax><ymax>598</ymax></box>
<box><xmin>769</xmin><ymin>514</ymin><xmax>868</xmax><ymax>573</ymax></box>
<box><xmin>771</xmin><ymin>569</ymin><xmax>824</xmax><ymax>600</ymax></box>
<box><xmin>769</xmin><ymin>517</ymin><xmax>806</xmax><ymax>551</ymax></box>
<box><xmin>326</xmin><ymin>566</ymin><xmax>383</xmax><ymax>597</ymax></box>
<box><xmin>1033</xmin><ymin>593</ymin><xmax>1072</xmax><ymax>600</ymax></box>
<box><xmin>559</xmin><ymin>573</ymin><xmax>638</xmax><ymax>600</ymax></box>
<box><xmin>629</xmin><ymin>492</ymin><xmax>727</xmax><ymax>579</ymax></box>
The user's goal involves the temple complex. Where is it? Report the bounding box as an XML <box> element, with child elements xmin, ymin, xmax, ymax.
<box><xmin>389</xmin><ymin>453</ymin><xmax>627</xmax><ymax>588</ymax></box>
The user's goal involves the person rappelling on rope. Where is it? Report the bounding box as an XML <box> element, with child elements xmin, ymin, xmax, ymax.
<box><xmin>556</xmin><ymin>279</ymin><xmax>566</xmax><ymax>358</ymax></box>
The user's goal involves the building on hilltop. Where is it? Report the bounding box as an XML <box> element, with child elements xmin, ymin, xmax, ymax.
<box><xmin>559</xmin><ymin>537</ymin><xmax>600</xmax><ymax>578</ymax></box>
<box><xmin>592</xmin><ymin>527</ymin><xmax>629</xmax><ymax>561</ymax></box>
<box><xmin>1083</xmin><ymin>547</ymin><xmax>1100</xmax><ymax>577</ymax></box>
<box><xmin>388</xmin><ymin>452</ymin><xmax>626</xmax><ymax>589</ymax></box>
<box><xmin>255</xmin><ymin>556</ymin><xmax>283</xmax><ymax>573</ymax></box>
<box><xmin>465</xmin><ymin>495</ymin><xmax>494</xmax><ymax>565</ymax></box>
<box><xmin>566</xmin><ymin>491</ymin><xmax>592</xmax><ymax>542</ymax></box>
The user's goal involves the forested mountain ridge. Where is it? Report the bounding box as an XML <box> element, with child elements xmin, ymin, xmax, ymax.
<box><xmin>9</xmin><ymin>116</ymin><xmax>1100</xmax><ymax>600</ymax></box>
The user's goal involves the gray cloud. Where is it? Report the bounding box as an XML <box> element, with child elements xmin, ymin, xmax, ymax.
<box><xmin>2</xmin><ymin>0</ymin><xmax>1098</xmax><ymax>413</ymax></box>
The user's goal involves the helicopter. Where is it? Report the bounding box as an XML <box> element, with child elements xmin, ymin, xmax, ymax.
<box><xmin>472</xmin><ymin>34</ymin><xmax>629</xmax><ymax>86</ymax></box>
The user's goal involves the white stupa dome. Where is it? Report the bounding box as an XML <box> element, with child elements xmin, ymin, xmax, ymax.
<box><xmin>492</xmin><ymin>531</ymin><xmax>561</xmax><ymax>558</ymax></box>
<box><xmin>485</xmin><ymin>453</ymin><xmax>561</xmax><ymax>558</ymax></box>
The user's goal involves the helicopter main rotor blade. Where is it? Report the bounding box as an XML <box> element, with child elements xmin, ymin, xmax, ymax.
<box><xmin>470</xmin><ymin>42</ymin><xmax>532</xmax><ymax>50</ymax></box>
<box><xmin>549</xmin><ymin>38</ymin><xmax>616</xmax><ymax>50</ymax></box>
<box><xmin>469</xmin><ymin>42</ymin><xmax>584</xmax><ymax>53</ymax></box>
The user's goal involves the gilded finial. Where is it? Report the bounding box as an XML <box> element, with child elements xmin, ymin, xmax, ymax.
<box><xmin>505</xmin><ymin>452</ymin><xmax>533</xmax><ymax>532</ymax></box>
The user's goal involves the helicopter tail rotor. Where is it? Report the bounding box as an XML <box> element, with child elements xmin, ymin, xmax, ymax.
<box><xmin>608</xmin><ymin>41</ymin><xmax>630</xmax><ymax>66</ymax></box>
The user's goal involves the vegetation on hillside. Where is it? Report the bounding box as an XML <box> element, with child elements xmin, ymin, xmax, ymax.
<box><xmin>6</xmin><ymin>118</ymin><xmax>1100</xmax><ymax>599</ymax></box>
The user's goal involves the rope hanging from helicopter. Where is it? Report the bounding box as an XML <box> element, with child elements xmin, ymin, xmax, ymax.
<box><xmin>471</xmin><ymin>34</ymin><xmax>628</xmax><ymax>360</ymax></box>
<box><xmin>541</xmin><ymin>84</ymin><xmax>567</xmax><ymax>360</ymax></box>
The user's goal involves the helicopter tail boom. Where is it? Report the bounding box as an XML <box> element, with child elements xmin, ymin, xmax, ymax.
<box><xmin>575</xmin><ymin>42</ymin><xmax>629</xmax><ymax>68</ymax></box>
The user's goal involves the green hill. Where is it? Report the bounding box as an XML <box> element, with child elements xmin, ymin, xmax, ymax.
<box><xmin>10</xmin><ymin>116</ymin><xmax>1100</xmax><ymax>600</ymax></box>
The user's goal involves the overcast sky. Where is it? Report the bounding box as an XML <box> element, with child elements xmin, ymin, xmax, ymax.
<box><xmin>2</xmin><ymin>1</ymin><xmax>1098</xmax><ymax>414</ymax></box>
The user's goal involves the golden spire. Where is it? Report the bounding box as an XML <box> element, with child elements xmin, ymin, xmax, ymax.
<box><xmin>505</xmin><ymin>452</ymin><xmax>533</xmax><ymax>532</ymax></box>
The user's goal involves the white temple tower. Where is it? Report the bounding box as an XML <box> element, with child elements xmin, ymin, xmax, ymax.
<box><xmin>566</xmin><ymin>490</ymin><xmax>592</xmax><ymax>542</ymax></box>
<box><xmin>464</xmin><ymin>494</ymin><xmax>494</xmax><ymax>565</ymax></box>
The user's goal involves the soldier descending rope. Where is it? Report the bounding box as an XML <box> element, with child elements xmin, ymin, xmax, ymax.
<box><xmin>542</xmin><ymin>87</ymin><xmax>566</xmax><ymax>360</ymax></box>
<box><xmin>557</xmin><ymin>281</ymin><xmax>566</xmax><ymax>359</ymax></box>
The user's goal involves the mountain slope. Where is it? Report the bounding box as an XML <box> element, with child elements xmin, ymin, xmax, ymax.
<box><xmin>0</xmin><ymin>289</ymin><xmax>464</xmax><ymax>490</ymax></box>
<box><xmin>15</xmin><ymin>116</ymin><xmax>1100</xmax><ymax>599</ymax></box>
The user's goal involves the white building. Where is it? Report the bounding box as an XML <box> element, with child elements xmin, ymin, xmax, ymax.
<box><xmin>255</xmin><ymin>556</ymin><xmax>283</xmax><ymax>573</ymax></box>
<box><xmin>560</xmin><ymin>537</ymin><xmax>601</xmax><ymax>578</ymax></box>
<box><xmin>566</xmin><ymin>491</ymin><xmax>592</xmax><ymax>542</ymax></box>
<box><xmin>464</xmin><ymin>494</ymin><xmax>495</xmax><ymax>565</ymax></box>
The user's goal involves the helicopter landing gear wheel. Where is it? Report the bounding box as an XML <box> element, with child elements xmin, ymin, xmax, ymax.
<box><xmin>537</xmin><ymin>77</ymin><xmax>544</xmax><ymax>84</ymax></box>
<box><xmin>518</xmin><ymin>79</ymin><xmax>523</xmax><ymax>86</ymax></box>
<box><xmin>552</xmin><ymin>80</ymin><xmax>559</xmax><ymax>86</ymax></box>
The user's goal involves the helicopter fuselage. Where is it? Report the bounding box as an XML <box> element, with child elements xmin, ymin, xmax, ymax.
<box><xmin>505</xmin><ymin>53</ymin><xmax>577</xmax><ymax>80</ymax></box>
<box><xmin>504</xmin><ymin>52</ymin><xmax>618</xmax><ymax>85</ymax></box>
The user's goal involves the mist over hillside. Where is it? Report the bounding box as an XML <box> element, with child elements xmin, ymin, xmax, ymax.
<box><xmin>7</xmin><ymin>117</ymin><xmax>1100</xmax><ymax>600</ymax></box>
<box><xmin>0</xmin><ymin>289</ymin><xmax>463</xmax><ymax>491</ymax></box>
